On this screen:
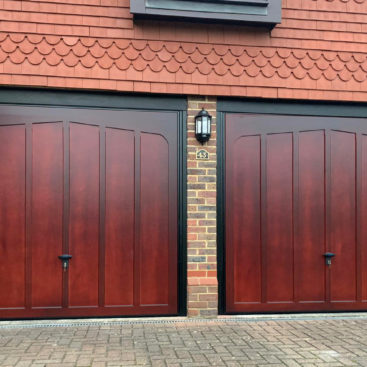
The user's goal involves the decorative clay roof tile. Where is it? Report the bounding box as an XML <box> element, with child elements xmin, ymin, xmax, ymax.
<box><xmin>331</xmin><ymin>57</ymin><xmax>345</xmax><ymax>71</ymax></box>
<box><xmin>0</xmin><ymin>50</ymin><xmax>7</xmax><ymax>64</ymax></box>
<box><xmin>206</xmin><ymin>50</ymin><xmax>221</xmax><ymax>66</ymax></box>
<box><xmin>71</xmin><ymin>42</ymin><xmax>88</xmax><ymax>57</ymax></box>
<box><xmin>197</xmin><ymin>59</ymin><xmax>212</xmax><ymax>75</ymax></box>
<box><xmin>292</xmin><ymin>64</ymin><xmax>308</xmax><ymax>79</ymax></box>
<box><xmin>133</xmin><ymin>55</ymin><xmax>148</xmax><ymax>71</ymax></box>
<box><xmin>269</xmin><ymin>54</ymin><xmax>284</xmax><ymax>68</ymax></box>
<box><xmin>261</xmin><ymin>63</ymin><xmax>276</xmax><ymax>78</ymax></box>
<box><xmin>238</xmin><ymin>52</ymin><xmax>252</xmax><ymax>67</ymax></box>
<box><xmin>157</xmin><ymin>47</ymin><xmax>173</xmax><ymax>62</ymax></box>
<box><xmin>339</xmin><ymin>67</ymin><xmax>353</xmax><ymax>81</ymax></box>
<box><xmin>115</xmin><ymin>55</ymin><xmax>130</xmax><ymax>70</ymax></box>
<box><xmin>0</xmin><ymin>34</ymin><xmax>367</xmax><ymax>93</ymax></box>
<box><xmin>80</xmin><ymin>51</ymin><xmax>97</xmax><ymax>68</ymax></box>
<box><xmin>173</xmin><ymin>48</ymin><xmax>188</xmax><ymax>63</ymax></box>
<box><xmin>315</xmin><ymin>57</ymin><xmax>330</xmax><ymax>71</ymax></box>
<box><xmin>246</xmin><ymin>62</ymin><xmax>260</xmax><ymax>77</ymax></box>
<box><xmin>254</xmin><ymin>54</ymin><xmax>268</xmax><ymax>68</ymax></box>
<box><xmin>90</xmin><ymin>43</ymin><xmax>106</xmax><ymax>58</ymax></box>
<box><xmin>98</xmin><ymin>52</ymin><xmax>115</xmax><ymax>69</ymax></box>
<box><xmin>277</xmin><ymin>63</ymin><xmax>292</xmax><ymax>78</ymax></box>
<box><xmin>190</xmin><ymin>50</ymin><xmax>205</xmax><ymax>65</ymax></box>
<box><xmin>27</xmin><ymin>50</ymin><xmax>44</xmax><ymax>65</ymax></box>
<box><xmin>54</xmin><ymin>41</ymin><xmax>71</xmax><ymax>57</ymax></box>
<box><xmin>222</xmin><ymin>52</ymin><xmax>236</xmax><ymax>66</ymax></box>
<box><xmin>124</xmin><ymin>45</ymin><xmax>140</xmax><ymax>60</ymax></box>
<box><xmin>149</xmin><ymin>56</ymin><xmax>164</xmax><ymax>72</ymax></box>
<box><xmin>353</xmin><ymin>68</ymin><xmax>366</xmax><ymax>82</ymax></box>
<box><xmin>308</xmin><ymin>65</ymin><xmax>323</xmax><ymax>80</ymax></box>
<box><xmin>323</xmin><ymin>67</ymin><xmax>338</xmax><ymax>81</ymax></box>
<box><xmin>229</xmin><ymin>61</ymin><xmax>244</xmax><ymax>77</ymax></box>
<box><xmin>213</xmin><ymin>61</ymin><xmax>228</xmax><ymax>76</ymax></box>
<box><xmin>284</xmin><ymin>54</ymin><xmax>299</xmax><ymax>69</ymax></box>
<box><xmin>165</xmin><ymin>58</ymin><xmax>180</xmax><ymax>73</ymax></box>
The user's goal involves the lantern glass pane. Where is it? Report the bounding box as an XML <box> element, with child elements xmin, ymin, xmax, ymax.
<box><xmin>196</xmin><ymin>118</ymin><xmax>202</xmax><ymax>134</ymax></box>
<box><xmin>208</xmin><ymin>118</ymin><xmax>211</xmax><ymax>133</ymax></box>
<box><xmin>202</xmin><ymin>116</ymin><xmax>208</xmax><ymax>134</ymax></box>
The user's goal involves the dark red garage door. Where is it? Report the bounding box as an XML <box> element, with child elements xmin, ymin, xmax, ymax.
<box><xmin>0</xmin><ymin>105</ymin><xmax>178</xmax><ymax>318</ymax></box>
<box><xmin>226</xmin><ymin>113</ymin><xmax>367</xmax><ymax>313</ymax></box>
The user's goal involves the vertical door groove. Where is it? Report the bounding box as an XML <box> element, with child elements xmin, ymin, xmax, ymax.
<box><xmin>25</xmin><ymin>123</ymin><xmax>32</xmax><ymax>310</ymax></box>
<box><xmin>293</xmin><ymin>132</ymin><xmax>299</xmax><ymax>303</ymax></box>
<box><xmin>356</xmin><ymin>134</ymin><xmax>362</xmax><ymax>302</ymax></box>
<box><xmin>99</xmin><ymin>126</ymin><xmax>106</xmax><ymax>307</ymax></box>
<box><xmin>62</xmin><ymin>121</ymin><xmax>70</xmax><ymax>309</ymax></box>
<box><xmin>260</xmin><ymin>134</ymin><xmax>267</xmax><ymax>304</ymax></box>
<box><xmin>324</xmin><ymin>130</ymin><xmax>331</xmax><ymax>305</ymax></box>
<box><xmin>133</xmin><ymin>132</ymin><xmax>141</xmax><ymax>307</ymax></box>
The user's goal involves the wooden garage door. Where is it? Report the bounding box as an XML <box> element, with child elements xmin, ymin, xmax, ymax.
<box><xmin>226</xmin><ymin>113</ymin><xmax>367</xmax><ymax>313</ymax></box>
<box><xmin>0</xmin><ymin>105</ymin><xmax>178</xmax><ymax>318</ymax></box>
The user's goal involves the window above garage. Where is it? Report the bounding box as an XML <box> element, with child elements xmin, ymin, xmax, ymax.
<box><xmin>130</xmin><ymin>0</ymin><xmax>281</xmax><ymax>27</ymax></box>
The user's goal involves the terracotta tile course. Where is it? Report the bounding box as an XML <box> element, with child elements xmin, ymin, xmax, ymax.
<box><xmin>64</xmin><ymin>77</ymin><xmax>83</xmax><ymax>88</ymax></box>
<box><xmin>1</xmin><ymin>0</ymin><xmax>367</xmax><ymax>100</ymax></box>
<box><xmin>82</xmin><ymin>78</ymin><xmax>100</xmax><ymax>88</ymax></box>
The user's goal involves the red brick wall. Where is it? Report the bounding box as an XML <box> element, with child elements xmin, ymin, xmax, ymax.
<box><xmin>187</xmin><ymin>96</ymin><xmax>217</xmax><ymax>317</ymax></box>
<box><xmin>0</xmin><ymin>0</ymin><xmax>367</xmax><ymax>100</ymax></box>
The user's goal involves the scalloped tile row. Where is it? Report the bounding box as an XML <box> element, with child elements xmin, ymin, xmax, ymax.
<box><xmin>1</xmin><ymin>34</ymin><xmax>367</xmax><ymax>82</ymax></box>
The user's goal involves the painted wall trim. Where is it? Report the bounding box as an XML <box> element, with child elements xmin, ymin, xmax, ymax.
<box><xmin>0</xmin><ymin>88</ymin><xmax>187</xmax><ymax>111</ymax></box>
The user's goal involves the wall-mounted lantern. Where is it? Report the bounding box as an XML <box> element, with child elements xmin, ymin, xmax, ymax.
<box><xmin>195</xmin><ymin>108</ymin><xmax>212</xmax><ymax>144</ymax></box>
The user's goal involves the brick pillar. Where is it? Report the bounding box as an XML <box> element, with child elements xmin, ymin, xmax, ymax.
<box><xmin>187</xmin><ymin>96</ymin><xmax>218</xmax><ymax>317</ymax></box>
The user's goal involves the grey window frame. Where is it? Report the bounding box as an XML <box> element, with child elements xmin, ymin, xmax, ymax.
<box><xmin>130</xmin><ymin>0</ymin><xmax>281</xmax><ymax>27</ymax></box>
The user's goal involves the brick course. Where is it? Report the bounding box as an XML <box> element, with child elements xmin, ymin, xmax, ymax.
<box><xmin>187</xmin><ymin>96</ymin><xmax>218</xmax><ymax>317</ymax></box>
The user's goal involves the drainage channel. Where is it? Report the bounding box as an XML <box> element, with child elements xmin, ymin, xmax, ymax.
<box><xmin>1</xmin><ymin>313</ymin><xmax>367</xmax><ymax>329</ymax></box>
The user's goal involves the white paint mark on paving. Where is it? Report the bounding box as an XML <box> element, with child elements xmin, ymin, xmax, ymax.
<box><xmin>319</xmin><ymin>350</ymin><xmax>340</xmax><ymax>357</ymax></box>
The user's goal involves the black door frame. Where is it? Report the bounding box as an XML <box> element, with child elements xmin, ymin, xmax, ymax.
<box><xmin>0</xmin><ymin>87</ymin><xmax>187</xmax><ymax>317</ymax></box>
<box><xmin>217</xmin><ymin>98</ymin><xmax>367</xmax><ymax>314</ymax></box>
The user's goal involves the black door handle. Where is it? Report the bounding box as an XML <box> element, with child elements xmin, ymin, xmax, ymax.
<box><xmin>323</xmin><ymin>252</ymin><xmax>335</xmax><ymax>266</ymax></box>
<box><xmin>58</xmin><ymin>254</ymin><xmax>72</xmax><ymax>271</ymax></box>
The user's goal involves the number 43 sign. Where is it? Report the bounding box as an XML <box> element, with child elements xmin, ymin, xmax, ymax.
<box><xmin>196</xmin><ymin>149</ymin><xmax>209</xmax><ymax>160</ymax></box>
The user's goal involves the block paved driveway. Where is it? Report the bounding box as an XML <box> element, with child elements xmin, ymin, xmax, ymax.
<box><xmin>1</xmin><ymin>314</ymin><xmax>367</xmax><ymax>367</ymax></box>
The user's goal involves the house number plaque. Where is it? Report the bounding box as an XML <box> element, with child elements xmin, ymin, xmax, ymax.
<box><xmin>196</xmin><ymin>149</ymin><xmax>209</xmax><ymax>160</ymax></box>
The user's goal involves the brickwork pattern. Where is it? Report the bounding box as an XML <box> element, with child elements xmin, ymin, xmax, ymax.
<box><xmin>1</xmin><ymin>317</ymin><xmax>367</xmax><ymax>366</ymax></box>
<box><xmin>1</xmin><ymin>0</ymin><xmax>367</xmax><ymax>100</ymax></box>
<box><xmin>187</xmin><ymin>96</ymin><xmax>217</xmax><ymax>318</ymax></box>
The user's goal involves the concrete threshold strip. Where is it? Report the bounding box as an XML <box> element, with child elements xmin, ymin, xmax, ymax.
<box><xmin>1</xmin><ymin>313</ymin><xmax>367</xmax><ymax>329</ymax></box>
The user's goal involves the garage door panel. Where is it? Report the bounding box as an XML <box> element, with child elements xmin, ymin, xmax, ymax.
<box><xmin>226</xmin><ymin>113</ymin><xmax>367</xmax><ymax>313</ymax></box>
<box><xmin>0</xmin><ymin>105</ymin><xmax>179</xmax><ymax>319</ymax></box>
<box><xmin>105</xmin><ymin>128</ymin><xmax>135</xmax><ymax>306</ymax></box>
<box><xmin>297</xmin><ymin>131</ymin><xmax>326</xmax><ymax>302</ymax></box>
<box><xmin>140</xmin><ymin>133</ymin><xmax>170</xmax><ymax>306</ymax></box>
<box><xmin>230</xmin><ymin>135</ymin><xmax>261</xmax><ymax>304</ymax></box>
<box><xmin>69</xmin><ymin>123</ymin><xmax>100</xmax><ymax>307</ymax></box>
<box><xmin>266</xmin><ymin>133</ymin><xmax>294</xmax><ymax>303</ymax></box>
<box><xmin>31</xmin><ymin>123</ymin><xmax>63</xmax><ymax>308</ymax></box>
<box><xmin>0</xmin><ymin>125</ymin><xmax>26</xmax><ymax>309</ymax></box>
<box><xmin>330</xmin><ymin>131</ymin><xmax>357</xmax><ymax>302</ymax></box>
<box><xmin>361</xmin><ymin>135</ymin><xmax>367</xmax><ymax>301</ymax></box>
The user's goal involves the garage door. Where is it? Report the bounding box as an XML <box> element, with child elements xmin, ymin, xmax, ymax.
<box><xmin>0</xmin><ymin>105</ymin><xmax>178</xmax><ymax>318</ymax></box>
<box><xmin>225</xmin><ymin>113</ymin><xmax>367</xmax><ymax>313</ymax></box>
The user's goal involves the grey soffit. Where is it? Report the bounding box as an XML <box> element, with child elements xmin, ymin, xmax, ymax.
<box><xmin>130</xmin><ymin>0</ymin><xmax>281</xmax><ymax>26</ymax></box>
